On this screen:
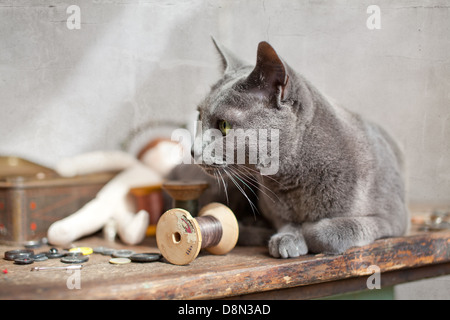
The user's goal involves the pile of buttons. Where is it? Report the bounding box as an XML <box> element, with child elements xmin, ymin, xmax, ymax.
<box><xmin>4</xmin><ymin>244</ymin><xmax>162</xmax><ymax>266</ymax></box>
<box><xmin>4</xmin><ymin>247</ymin><xmax>91</xmax><ymax>265</ymax></box>
<box><xmin>93</xmin><ymin>247</ymin><xmax>162</xmax><ymax>265</ymax></box>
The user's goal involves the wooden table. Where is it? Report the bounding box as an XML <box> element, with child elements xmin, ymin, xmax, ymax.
<box><xmin>1</xmin><ymin>209</ymin><xmax>449</xmax><ymax>300</ymax></box>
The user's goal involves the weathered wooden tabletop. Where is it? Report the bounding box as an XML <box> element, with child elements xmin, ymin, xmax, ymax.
<box><xmin>1</xmin><ymin>208</ymin><xmax>449</xmax><ymax>300</ymax></box>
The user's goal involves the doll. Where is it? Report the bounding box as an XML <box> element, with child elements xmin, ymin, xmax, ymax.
<box><xmin>47</xmin><ymin>139</ymin><xmax>183</xmax><ymax>246</ymax></box>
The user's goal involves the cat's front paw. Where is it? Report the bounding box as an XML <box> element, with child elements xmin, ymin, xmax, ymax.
<box><xmin>268</xmin><ymin>233</ymin><xmax>308</xmax><ymax>258</ymax></box>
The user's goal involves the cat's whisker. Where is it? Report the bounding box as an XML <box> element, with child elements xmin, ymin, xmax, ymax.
<box><xmin>216</xmin><ymin>168</ymin><xmax>229</xmax><ymax>205</ymax></box>
<box><xmin>238</xmin><ymin>165</ymin><xmax>286</xmax><ymax>188</ymax></box>
<box><xmin>229</xmin><ymin>165</ymin><xmax>281</xmax><ymax>204</ymax></box>
<box><xmin>213</xmin><ymin>170</ymin><xmax>221</xmax><ymax>192</ymax></box>
<box><xmin>227</xmin><ymin>176</ymin><xmax>259</xmax><ymax>218</ymax></box>
<box><xmin>223</xmin><ymin>168</ymin><xmax>259</xmax><ymax>218</ymax></box>
<box><xmin>226</xmin><ymin>167</ymin><xmax>259</xmax><ymax>201</ymax></box>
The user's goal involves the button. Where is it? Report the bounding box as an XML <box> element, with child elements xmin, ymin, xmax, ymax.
<box><xmin>45</xmin><ymin>248</ymin><xmax>65</xmax><ymax>259</ymax></box>
<box><xmin>93</xmin><ymin>247</ymin><xmax>106</xmax><ymax>254</ymax></box>
<box><xmin>65</xmin><ymin>251</ymin><xmax>83</xmax><ymax>257</ymax></box>
<box><xmin>4</xmin><ymin>249</ymin><xmax>34</xmax><ymax>261</ymax></box>
<box><xmin>14</xmin><ymin>257</ymin><xmax>34</xmax><ymax>265</ymax></box>
<box><xmin>112</xmin><ymin>250</ymin><xmax>135</xmax><ymax>258</ymax></box>
<box><xmin>129</xmin><ymin>253</ymin><xmax>162</xmax><ymax>263</ymax></box>
<box><xmin>23</xmin><ymin>240</ymin><xmax>43</xmax><ymax>249</ymax></box>
<box><xmin>101</xmin><ymin>248</ymin><xmax>115</xmax><ymax>256</ymax></box>
<box><xmin>30</xmin><ymin>253</ymin><xmax>48</xmax><ymax>262</ymax></box>
<box><xmin>109</xmin><ymin>258</ymin><xmax>131</xmax><ymax>265</ymax></box>
<box><xmin>69</xmin><ymin>247</ymin><xmax>93</xmax><ymax>256</ymax></box>
<box><xmin>61</xmin><ymin>255</ymin><xmax>89</xmax><ymax>264</ymax></box>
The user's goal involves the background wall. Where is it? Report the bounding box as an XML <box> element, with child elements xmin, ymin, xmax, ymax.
<box><xmin>0</xmin><ymin>0</ymin><xmax>449</xmax><ymax>205</ymax></box>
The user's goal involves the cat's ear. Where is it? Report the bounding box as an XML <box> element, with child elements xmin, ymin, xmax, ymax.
<box><xmin>211</xmin><ymin>37</ymin><xmax>246</xmax><ymax>74</ymax></box>
<box><xmin>246</xmin><ymin>41</ymin><xmax>289</xmax><ymax>103</ymax></box>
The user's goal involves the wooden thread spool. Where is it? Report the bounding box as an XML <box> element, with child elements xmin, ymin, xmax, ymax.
<box><xmin>156</xmin><ymin>202</ymin><xmax>239</xmax><ymax>265</ymax></box>
<box><xmin>162</xmin><ymin>180</ymin><xmax>209</xmax><ymax>216</ymax></box>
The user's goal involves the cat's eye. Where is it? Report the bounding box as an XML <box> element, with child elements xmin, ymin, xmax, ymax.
<box><xmin>218</xmin><ymin>120</ymin><xmax>232</xmax><ymax>135</ymax></box>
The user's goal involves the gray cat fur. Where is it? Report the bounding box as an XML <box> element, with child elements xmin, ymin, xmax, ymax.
<box><xmin>185</xmin><ymin>39</ymin><xmax>409</xmax><ymax>258</ymax></box>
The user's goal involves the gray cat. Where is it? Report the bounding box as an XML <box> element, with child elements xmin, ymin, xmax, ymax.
<box><xmin>173</xmin><ymin>39</ymin><xmax>409</xmax><ymax>258</ymax></box>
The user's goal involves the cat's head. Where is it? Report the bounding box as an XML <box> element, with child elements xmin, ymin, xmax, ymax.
<box><xmin>192</xmin><ymin>39</ymin><xmax>313</xmax><ymax>177</ymax></box>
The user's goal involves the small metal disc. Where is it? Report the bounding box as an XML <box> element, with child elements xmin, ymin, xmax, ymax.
<box><xmin>129</xmin><ymin>253</ymin><xmax>162</xmax><ymax>263</ymax></box>
<box><xmin>61</xmin><ymin>255</ymin><xmax>89</xmax><ymax>264</ymax></box>
<box><xmin>4</xmin><ymin>249</ymin><xmax>34</xmax><ymax>261</ymax></box>
<box><xmin>14</xmin><ymin>257</ymin><xmax>34</xmax><ymax>265</ymax></box>
<box><xmin>109</xmin><ymin>258</ymin><xmax>131</xmax><ymax>265</ymax></box>
<box><xmin>112</xmin><ymin>250</ymin><xmax>135</xmax><ymax>258</ymax></box>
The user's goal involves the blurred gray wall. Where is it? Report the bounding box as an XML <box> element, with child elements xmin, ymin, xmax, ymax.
<box><xmin>0</xmin><ymin>0</ymin><xmax>449</xmax><ymax>206</ymax></box>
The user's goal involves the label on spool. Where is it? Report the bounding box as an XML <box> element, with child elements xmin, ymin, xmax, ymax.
<box><xmin>175</xmin><ymin>211</ymin><xmax>197</xmax><ymax>243</ymax></box>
